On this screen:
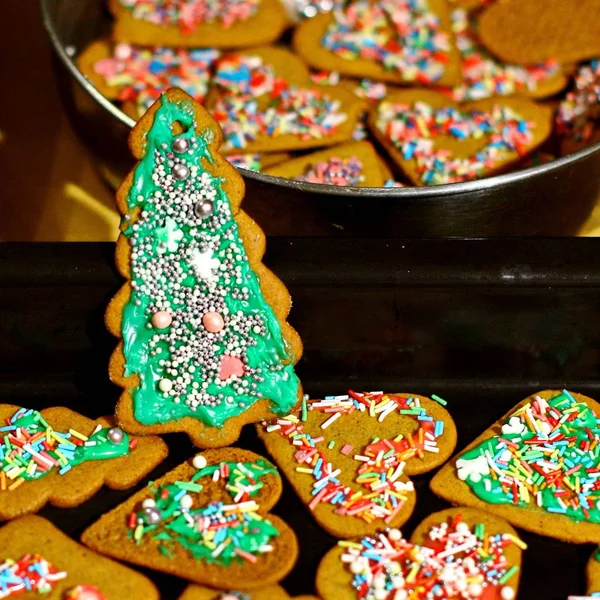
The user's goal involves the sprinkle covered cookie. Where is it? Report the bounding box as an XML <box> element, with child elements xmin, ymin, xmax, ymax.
<box><xmin>177</xmin><ymin>584</ymin><xmax>319</xmax><ymax>600</ymax></box>
<box><xmin>0</xmin><ymin>405</ymin><xmax>167</xmax><ymax>521</ymax></box>
<box><xmin>81</xmin><ymin>448</ymin><xmax>298</xmax><ymax>590</ymax></box>
<box><xmin>257</xmin><ymin>391</ymin><xmax>457</xmax><ymax>538</ymax></box>
<box><xmin>0</xmin><ymin>515</ymin><xmax>158</xmax><ymax>599</ymax></box>
<box><xmin>368</xmin><ymin>89</ymin><xmax>553</xmax><ymax>185</ymax></box>
<box><xmin>477</xmin><ymin>0</ymin><xmax>600</xmax><ymax>66</ymax></box>
<box><xmin>77</xmin><ymin>40</ymin><xmax>220</xmax><ymax>119</ymax></box>
<box><xmin>205</xmin><ymin>47</ymin><xmax>366</xmax><ymax>154</ymax></box>
<box><xmin>431</xmin><ymin>390</ymin><xmax>600</xmax><ymax>543</ymax></box>
<box><xmin>316</xmin><ymin>507</ymin><xmax>524</xmax><ymax>600</ymax></box>
<box><xmin>293</xmin><ymin>0</ymin><xmax>462</xmax><ymax>87</ymax></box>
<box><xmin>108</xmin><ymin>0</ymin><xmax>289</xmax><ymax>49</ymax></box>
<box><xmin>264</xmin><ymin>141</ymin><xmax>385</xmax><ymax>187</ymax></box>
<box><xmin>106</xmin><ymin>88</ymin><xmax>303</xmax><ymax>447</ymax></box>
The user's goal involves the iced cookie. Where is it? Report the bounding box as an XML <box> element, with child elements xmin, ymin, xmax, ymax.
<box><xmin>316</xmin><ymin>507</ymin><xmax>524</xmax><ymax>600</ymax></box>
<box><xmin>257</xmin><ymin>391</ymin><xmax>457</xmax><ymax>538</ymax></box>
<box><xmin>77</xmin><ymin>40</ymin><xmax>220</xmax><ymax>119</ymax></box>
<box><xmin>0</xmin><ymin>405</ymin><xmax>167</xmax><ymax>521</ymax></box>
<box><xmin>0</xmin><ymin>515</ymin><xmax>158</xmax><ymax>599</ymax></box>
<box><xmin>264</xmin><ymin>141</ymin><xmax>384</xmax><ymax>187</ymax></box>
<box><xmin>293</xmin><ymin>0</ymin><xmax>462</xmax><ymax>87</ymax></box>
<box><xmin>368</xmin><ymin>89</ymin><xmax>553</xmax><ymax>185</ymax></box>
<box><xmin>431</xmin><ymin>390</ymin><xmax>600</xmax><ymax>543</ymax></box>
<box><xmin>478</xmin><ymin>0</ymin><xmax>600</xmax><ymax>66</ymax></box>
<box><xmin>556</xmin><ymin>60</ymin><xmax>600</xmax><ymax>156</ymax></box>
<box><xmin>205</xmin><ymin>47</ymin><xmax>366</xmax><ymax>154</ymax></box>
<box><xmin>81</xmin><ymin>448</ymin><xmax>298</xmax><ymax>590</ymax></box>
<box><xmin>448</xmin><ymin>7</ymin><xmax>568</xmax><ymax>102</ymax></box>
<box><xmin>587</xmin><ymin>546</ymin><xmax>600</xmax><ymax>597</ymax></box>
<box><xmin>109</xmin><ymin>0</ymin><xmax>289</xmax><ymax>49</ymax></box>
<box><xmin>178</xmin><ymin>584</ymin><xmax>319</xmax><ymax>600</ymax></box>
<box><xmin>106</xmin><ymin>88</ymin><xmax>303</xmax><ymax>448</ymax></box>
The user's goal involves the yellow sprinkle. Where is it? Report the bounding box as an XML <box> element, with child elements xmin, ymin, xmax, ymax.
<box><xmin>69</xmin><ymin>428</ymin><xmax>89</xmax><ymax>442</ymax></box>
<box><xmin>505</xmin><ymin>533</ymin><xmax>528</xmax><ymax>550</ymax></box>
<box><xmin>8</xmin><ymin>478</ymin><xmax>24</xmax><ymax>491</ymax></box>
<box><xmin>338</xmin><ymin>541</ymin><xmax>362</xmax><ymax>549</ymax></box>
<box><xmin>296</xmin><ymin>467</ymin><xmax>313</xmax><ymax>474</ymax></box>
<box><xmin>406</xmin><ymin>564</ymin><xmax>420</xmax><ymax>584</ymax></box>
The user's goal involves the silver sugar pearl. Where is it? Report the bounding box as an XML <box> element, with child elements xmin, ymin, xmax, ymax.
<box><xmin>172</xmin><ymin>164</ymin><xmax>190</xmax><ymax>180</ymax></box>
<box><xmin>107</xmin><ymin>427</ymin><xmax>124</xmax><ymax>444</ymax></box>
<box><xmin>194</xmin><ymin>199</ymin><xmax>214</xmax><ymax>218</ymax></box>
<box><xmin>142</xmin><ymin>506</ymin><xmax>162</xmax><ymax>525</ymax></box>
<box><xmin>172</xmin><ymin>137</ymin><xmax>190</xmax><ymax>153</ymax></box>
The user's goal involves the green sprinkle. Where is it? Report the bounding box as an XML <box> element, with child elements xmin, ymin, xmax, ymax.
<box><xmin>175</xmin><ymin>481</ymin><xmax>203</xmax><ymax>493</ymax></box>
<box><xmin>431</xmin><ymin>394</ymin><xmax>448</xmax><ymax>406</ymax></box>
<box><xmin>301</xmin><ymin>395</ymin><xmax>308</xmax><ymax>422</ymax></box>
<box><xmin>158</xmin><ymin>544</ymin><xmax>173</xmax><ymax>557</ymax></box>
<box><xmin>499</xmin><ymin>565</ymin><xmax>519</xmax><ymax>584</ymax></box>
<box><xmin>328</xmin><ymin>440</ymin><xmax>335</xmax><ymax>449</ymax></box>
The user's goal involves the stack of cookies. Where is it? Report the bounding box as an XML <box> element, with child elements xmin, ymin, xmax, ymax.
<box><xmin>76</xmin><ymin>0</ymin><xmax>600</xmax><ymax>188</ymax></box>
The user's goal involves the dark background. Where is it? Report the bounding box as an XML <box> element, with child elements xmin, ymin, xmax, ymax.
<box><xmin>2</xmin><ymin>240</ymin><xmax>600</xmax><ymax>598</ymax></box>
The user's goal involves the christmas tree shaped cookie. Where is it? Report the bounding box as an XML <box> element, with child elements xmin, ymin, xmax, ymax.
<box><xmin>258</xmin><ymin>391</ymin><xmax>457</xmax><ymax>538</ymax></box>
<box><xmin>431</xmin><ymin>390</ymin><xmax>600</xmax><ymax>543</ymax></box>
<box><xmin>81</xmin><ymin>448</ymin><xmax>298</xmax><ymax>590</ymax></box>
<box><xmin>0</xmin><ymin>405</ymin><xmax>167</xmax><ymax>521</ymax></box>
<box><xmin>106</xmin><ymin>88</ymin><xmax>303</xmax><ymax>447</ymax></box>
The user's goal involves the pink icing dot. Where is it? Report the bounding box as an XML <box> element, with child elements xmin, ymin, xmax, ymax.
<box><xmin>152</xmin><ymin>310</ymin><xmax>172</xmax><ymax>329</ymax></box>
<box><xmin>114</xmin><ymin>42</ymin><xmax>133</xmax><ymax>61</ymax></box>
<box><xmin>202</xmin><ymin>311</ymin><xmax>225</xmax><ymax>333</ymax></box>
<box><xmin>219</xmin><ymin>355</ymin><xmax>244</xmax><ymax>380</ymax></box>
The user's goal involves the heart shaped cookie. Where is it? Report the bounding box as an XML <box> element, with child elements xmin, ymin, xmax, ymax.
<box><xmin>0</xmin><ymin>405</ymin><xmax>167</xmax><ymax>521</ymax></box>
<box><xmin>316</xmin><ymin>507</ymin><xmax>524</xmax><ymax>600</ymax></box>
<box><xmin>257</xmin><ymin>391</ymin><xmax>457</xmax><ymax>538</ymax></box>
<box><xmin>0</xmin><ymin>515</ymin><xmax>158</xmax><ymax>599</ymax></box>
<box><xmin>205</xmin><ymin>47</ymin><xmax>366</xmax><ymax>154</ymax></box>
<box><xmin>431</xmin><ymin>390</ymin><xmax>600</xmax><ymax>544</ymax></box>
<box><xmin>477</xmin><ymin>0</ymin><xmax>600</xmax><ymax>66</ymax></box>
<box><xmin>265</xmin><ymin>141</ymin><xmax>385</xmax><ymax>187</ymax></box>
<box><xmin>368</xmin><ymin>89</ymin><xmax>553</xmax><ymax>185</ymax></box>
<box><xmin>81</xmin><ymin>448</ymin><xmax>298</xmax><ymax>590</ymax></box>
<box><xmin>108</xmin><ymin>0</ymin><xmax>289</xmax><ymax>49</ymax></box>
<box><xmin>178</xmin><ymin>585</ymin><xmax>319</xmax><ymax>600</ymax></box>
<box><xmin>293</xmin><ymin>0</ymin><xmax>462</xmax><ymax>87</ymax></box>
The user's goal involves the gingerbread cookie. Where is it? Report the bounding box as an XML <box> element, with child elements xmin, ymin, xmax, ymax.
<box><xmin>477</xmin><ymin>0</ymin><xmax>600</xmax><ymax>66</ymax></box>
<box><xmin>77</xmin><ymin>40</ymin><xmax>220</xmax><ymax>120</ymax></box>
<box><xmin>177</xmin><ymin>585</ymin><xmax>319</xmax><ymax>600</ymax></box>
<box><xmin>556</xmin><ymin>60</ymin><xmax>600</xmax><ymax>156</ymax></box>
<box><xmin>0</xmin><ymin>405</ymin><xmax>167</xmax><ymax>521</ymax></box>
<box><xmin>205</xmin><ymin>47</ymin><xmax>366</xmax><ymax>154</ymax></box>
<box><xmin>0</xmin><ymin>515</ymin><xmax>158</xmax><ymax>599</ymax></box>
<box><xmin>109</xmin><ymin>0</ymin><xmax>289</xmax><ymax>49</ymax></box>
<box><xmin>81</xmin><ymin>448</ymin><xmax>298</xmax><ymax>590</ymax></box>
<box><xmin>293</xmin><ymin>0</ymin><xmax>462</xmax><ymax>87</ymax></box>
<box><xmin>106</xmin><ymin>88</ymin><xmax>303</xmax><ymax>447</ymax></box>
<box><xmin>448</xmin><ymin>7</ymin><xmax>568</xmax><ymax>102</ymax></box>
<box><xmin>257</xmin><ymin>391</ymin><xmax>457</xmax><ymax>538</ymax></box>
<box><xmin>264</xmin><ymin>141</ymin><xmax>384</xmax><ymax>187</ymax></box>
<box><xmin>316</xmin><ymin>507</ymin><xmax>524</xmax><ymax>600</ymax></box>
<box><xmin>368</xmin><ymin>89</ymin><xmax>553</xmax><ymax>185</ymax></box>
<box><xmin>431</xmin><ymin>390</ymin><xmax>600</xmax><ymax>544</ymax></box>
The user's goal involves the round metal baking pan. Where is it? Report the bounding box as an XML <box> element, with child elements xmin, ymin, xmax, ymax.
<box><xmin>40</xmin><ymin>0</ymin><xmax>600</xmax><ymax>236</ymax></box>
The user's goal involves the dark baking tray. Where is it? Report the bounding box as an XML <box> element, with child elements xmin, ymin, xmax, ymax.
<box><xmin>2</xmin><ymin>240</ymin><xmax>600</xmax><ymax>599</ymax></box>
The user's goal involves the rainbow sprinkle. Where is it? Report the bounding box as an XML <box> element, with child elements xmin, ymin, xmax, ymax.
<box><xmin>92</xmin><ymin>44</ymin><xmax>219</xmax><ymax>117</ymax></box>
<box><xmin>295</xmin><ymin>156</ymin><xmax>364</xmax><ymax>186</ymax></box>
<box><xmin>557</xmin><ymin>60</ymin><xmax>600</xmax><ymax>142</ymax></box>
<box><xmin>118</xmin><ymin>0</ymin><xmax>260</xmax><ymax>33</ymax></box>
<box><xmin>322</xmin><ymin>0</ymin><xmax>451</xmax><ymax>84</ymax></box>
<box><xmin>375</xmin><ymin>100</ymin><xmax>534</xmax><ymax>184</ymax></box>
<box><xmin>211</xmin><ymin>55</ymin><xmax>348</xmax><ymax>150</ymax></box>
<box><xmin>0</xmin><ymin>555</ymin><xmax>67</xmax><ymax>598</ymax></box>
<box><xmin>458</xmin><ymin>390</ymin><xmax>600</xmax><ymax>523</ymax></box>
<box><xmin>340</xmin><ymin>515</ymin><xmax>521</xmax><ymax>600</ymax></box>
<box><xmin>227</xmin><ymin>154</ymin><xmax>262</xmax><ymax>172</ymax></box>
<box><xmin>450</xmin><ymin>8</ymin><xmax>561</xmax><ymax>102</ymax></box>
<box><xmin>261</xmin><ymin>391</ymin><xmax>446</xmax><ymax>525</ymax></box>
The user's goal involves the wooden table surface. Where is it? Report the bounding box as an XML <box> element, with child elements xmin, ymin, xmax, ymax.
<box><xmin>1</xmin><ymin>0</ymin><xmax>599</xmax><ymax>241</ymax></box>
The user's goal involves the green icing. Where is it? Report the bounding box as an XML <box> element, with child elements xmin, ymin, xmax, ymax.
<box><xmin>457</xmin><ymin>390</ymin><xmax>600</xmax><ymax>523</ymax></box>
<box><xmin>1</xmin><ymin>408</ymin><xmax>130</xmax><ymax>486</ymax></box>
<box><xmin>120</xmin><ymin>94</ymin><xmax>300</xmax><ymax>428</ymax></box>
<box><xmin>131</xmin><ymin>460</ymin><xmax>279</xmax><ymax>566</ymax></box>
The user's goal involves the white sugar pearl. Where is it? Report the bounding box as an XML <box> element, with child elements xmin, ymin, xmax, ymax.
<box><xmin>388</xmin><ymin>528</ymin><xmax>402</xmax><ymax>541</ymax></box>
<box><xmin>350</xmin><ymin>559</ymin><xmax>365</xmax><ymax>574</ymax></box>
<box><xmin>374</xmin><ymin>590</ymin><xmax>387</xmax><ymax>600</ymax></box>
<box><xmin>142</xmin><ymin>498</ymin><xmax>156</xmax><ymax>509</ymax></box>
<box><xmin>192</xmin><ymin>454</ymin><xmax>208</xmax><ymax>469</ymax></box>
<box><xmin>158</xmin><ymin>378</ymin><xmax>173</xmax><ymax>392</ymax></box>
<box><xmin>468</xmin><ymin>583</ymin><xmax>483</xmax><ymax>597</ymax></box>
<box><xmin>455</xmin><ymin>521</ymin><xmax>470</xmax><ymax>536</ymax></box>
<box><xmin>394</xmin><ymin>591</ymin><xmax>407</xmax><ymax>600</ymax></box>
<box><xmin>180</xmin><ymin>494</ymin><xmax>193</xmax><ymax>509</ymax></box>
<box><xmin>373</xmin><ymin>574</ymin><xmax>386</xmax><ymax>588</ymax></box>
<box><xmin>500</xmin><ymin>587</ymin><xmax>515</xmax><ymax>600</ymax></box>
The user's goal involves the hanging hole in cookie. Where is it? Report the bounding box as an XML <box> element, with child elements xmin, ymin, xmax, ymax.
<box><xmin>171</xmin><ymin>120</ymin><xmax>189</xmax><ymax>135</ymax></box>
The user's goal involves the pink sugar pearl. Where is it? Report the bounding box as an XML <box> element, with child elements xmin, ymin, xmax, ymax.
<box><xmin>114</xmin><ymin>42</ymin><xmax>132</xmax><ymax>61</ymax></box>
<box><xmin>202</xmin><ymin>311</ymin><xmax>224</xmax><ymax>333</ymax></box>
<box><xmin>152</xmin><ymin>310</ymin><xmax>172</xmax><ymax>329</ymax></box>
